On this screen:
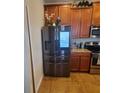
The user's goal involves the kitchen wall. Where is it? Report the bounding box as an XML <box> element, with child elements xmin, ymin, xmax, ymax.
<box><xmin>26</xmin><ymin>0</ymin><xmax>44</xmax><ymax>92</ymax></box>
<box><xmin>24</xmin><ymin>3</ymin><xmax>34</xmax><ymax>93</ymax></box>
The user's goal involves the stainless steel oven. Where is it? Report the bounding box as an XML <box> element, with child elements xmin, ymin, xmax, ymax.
<box><xmin>90</xmin><ymin>53</ymin><xmax>100</xmax><ymax>74</ymax></box>
<box><xmin>84</xmin><ymin>41</ymin><xmax>100</xmax><ymax>74</ymax></box>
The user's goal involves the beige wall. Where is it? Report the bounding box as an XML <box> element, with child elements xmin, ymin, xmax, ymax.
<box><xmin>26</xmin><ymin>0</ymin><xmax>44</xmax><ymax>92</ymax></box>
<box><xmin>24</xmin><ymin>3</ymin><xmax>34</xmax><ymax>93</ymax></box>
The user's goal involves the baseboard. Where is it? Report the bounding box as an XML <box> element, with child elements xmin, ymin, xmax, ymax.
<box><xmin>36</xmin><ymin>75</ymin><xmax>44</xmax><ymax>93</ymax></box>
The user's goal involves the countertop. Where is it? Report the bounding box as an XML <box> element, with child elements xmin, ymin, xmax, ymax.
<box><xmin>71</xmin><ymin>48</ymin><xmax>91</xmax><ymax>53</ymax></box>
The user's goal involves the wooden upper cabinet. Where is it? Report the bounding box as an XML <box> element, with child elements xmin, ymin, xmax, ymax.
<box><xmin>92</xmin><ymin>3</ymin><xmax>100</xmax><ymax>26</ymax></box>
<box><xmin>71</xmin><ymin>9</ymin><xmax>81</xmax><ymax>38</ymax></box>
<box><xmin>44</xmin><ymin>5</ymin><xmax>71</xmax><ymax>25</ymax></box>
<box><xmin>44</xmin><ymin>5</ymin><xmax>59</xmax><ymax>22</ymax></box>
<box><xmin>80</xmin><ymin>8</ymin><xmax>92</xmax><ymax>38</ymax></box>
<box><xmin>71</xmin><ymin>8</ymin><xmax>92</xmax><ymax>38</ymax></box>
<box><xmin>58</xmin><ymin>5</ymin><xmax>71</xmax><ymax>25</ymax></box>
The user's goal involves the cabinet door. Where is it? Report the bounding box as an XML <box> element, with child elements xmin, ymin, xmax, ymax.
<box><xmin>44</xmin><ymin>5</ymin><xmax>59</xmax><ymax>23</ymax></box>
<box><xmin>59</xmin><ymin>5</ymin><xmax>71</xmax><ymax>25</ymax></box>
<box><xmin>80</xmin><ymin>56</ymin><xmax>90</xmax><ymax>72</ymax></box>
<box><xmin>92</xmin><ymin>3</ymin><xmax>100</xmax><ymax>26</ymax></box>
<box><xmin>71</xmin><ymin>9</ymin><xmax>81</xmax><ymax>38</ymax></box>
<box><xmin>80</xmin><ymin>8</ymin><xmax>92</xmax><ymax>38</ymax></box>
<box><xmin>70</xmin><ymin>55</ymin><xmax>80</xmax><ymax>71</ymax></box>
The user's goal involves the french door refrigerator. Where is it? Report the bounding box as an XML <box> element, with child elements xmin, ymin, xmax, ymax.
<box><xmin>42</xmin><ymin>25</ymin><xmax>71</xmax><ymax>77</ymax></box>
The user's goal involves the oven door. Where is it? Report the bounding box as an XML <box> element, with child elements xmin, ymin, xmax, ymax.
<box><xmin>90</xmin><ymin>53</ymin><xmax>100</xmax><ymax>73</ymax></box>
<box><xmin>91</xmin><ymin>53</ymin><xmax>100</xmax><ymax>67</ymax></box>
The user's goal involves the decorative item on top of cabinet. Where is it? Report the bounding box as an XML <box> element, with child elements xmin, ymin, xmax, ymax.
<box><xmin>44</xmin><ymin>5</ymin><xmax>71</xmax><ymax>25</ymax></box>
<box><xmin>71</xmin><ymin>0</ymin><xmax>93</xmax><ymax>8</ymax></box>
<box><xmin>92</xmin><ymin>2</ymin><xmax>100</xmax><ymax>26</ymax></box>
<box><xmin>44</xmin><ymin>5</ymin><xmax>59</xmax><ymax>25</ymax></box>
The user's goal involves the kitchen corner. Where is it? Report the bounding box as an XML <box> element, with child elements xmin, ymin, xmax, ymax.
<box><xmin>70</xmin><ymin>41</ymin><xmax>100</xmax><ymax>74</ymax></box>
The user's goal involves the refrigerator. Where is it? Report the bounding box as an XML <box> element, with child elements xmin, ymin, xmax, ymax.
<box><xmin>41</xmin><ymin>25</ymin><xmax>71</xmax><ymax>77</ymax></box>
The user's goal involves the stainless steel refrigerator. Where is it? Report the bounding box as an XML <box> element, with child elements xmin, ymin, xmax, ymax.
<box><xmin>41</xmin><ymin>25</ymin><xmax>71</xmax><ymax>77</ymax></box>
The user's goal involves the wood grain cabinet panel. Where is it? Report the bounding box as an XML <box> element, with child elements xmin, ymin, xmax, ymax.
<box><xmin>70</xmin><ymin>52</ymin><xmax>91</xmax><ymax>72</ymax></box>
<box><xmin>44</xmin><ymin>4</ymin><xmax>99</xmax><ymax>38</ymax></box>
<box><xmin>59</xmin><ymin>5</ymin><xmax>71</xmax><ymax>25</ymax></box>
<box><xmin>92</xmin><ymin>3</ymin><xmax>100</xmax><ymax>26</ymax></box>
<box><xmin>80</xmin><ymin>56</ymin><xmax>91</xmax><ymax>71</ymax></box>
<box><xmin>44</xmin><ymin>5</ymin><xmax>71</xmax><ymax>25</ymax></box>
<box><xmin>80</xmin><ymin>8</ymin><xmax>92</xmax><ymax>38</ymax></box>
<box><xmin>70</xmin><ymin>55</ymin><xmax>80</xmax><ymax>71</ymax></box>
<box><xmin>71</xmin><ymin>8</ymin><xmax>92</xmax><ymax>38</ymax></box>
<box><xmin>71</xmin><ymin>9</ymin><xmax>81</xmax><ymax>38</ymax></box>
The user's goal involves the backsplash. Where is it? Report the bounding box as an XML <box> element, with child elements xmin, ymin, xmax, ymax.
<box><xmin>71</xmin><ymin>38</ymin><xmax>100</xmax><ymax>48</ymax></box>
